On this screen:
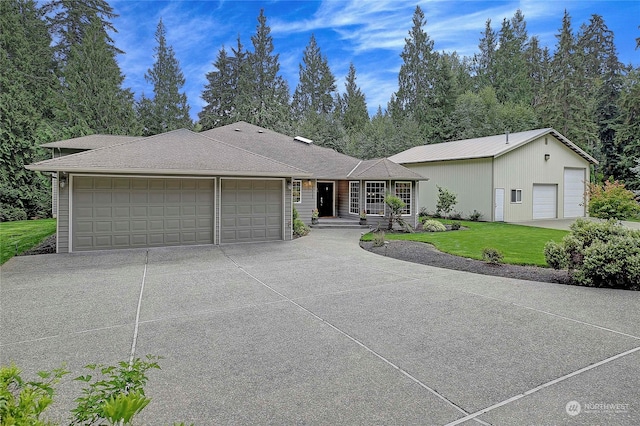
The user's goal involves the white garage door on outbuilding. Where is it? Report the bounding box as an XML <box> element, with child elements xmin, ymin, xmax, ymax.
<box><xmin>72</xmin><ymin>176</ymin><xmax>214</xmax><ymax>251</ymax></box>
<box><xmin>532</xmin><ymin>184</ymin><xmax>557</xmax><ymax>219</ymax></box>
<box><xmin>220</xmin><ymin>179</ymin><xmax>283</xmax><ymax>243</ymax></box>
<box><xmin>563</xmin><ymin>168</ymin><xmax>586</xmax><ymax>218</ymax></box>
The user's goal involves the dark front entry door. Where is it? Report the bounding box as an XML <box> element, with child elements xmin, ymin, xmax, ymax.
<box><xmin>317</xmin><ymin>182</ymin><xmax>334</xmax><ymax>217</ymax></box>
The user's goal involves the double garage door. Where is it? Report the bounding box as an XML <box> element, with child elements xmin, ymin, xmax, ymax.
<box><xmin>72</xmin><ymin>177</ymin><xmax>283</xmax><ymax>251</ymax></box>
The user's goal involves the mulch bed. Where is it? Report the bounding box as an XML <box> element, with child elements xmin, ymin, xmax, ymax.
<box><xmin>19</xmin><ymin>234</ymin><xmax>57</xmax><ymax>256</ymax></box>
<box><xmin>360</xmin><ymin>240</ymin><xmax>570</xmax><ymax>284</ymax></box>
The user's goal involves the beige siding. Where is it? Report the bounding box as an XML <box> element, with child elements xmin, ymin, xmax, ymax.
<box><xmin>337</xmin><ymin>180</ymin><xmax>350</xmax><ymax>217</ymax></box>
<box><xmin>494</xmin><ymin>135</ymin><xmax>590</xmax><ymax>222</ymax></box>
<box><xmin>57</xmin><ymin>176</ymin><xmax>70</xmax><ymax>253</ymax></box>
<box><xmin>296</xmin><ymin>179</ymin><xmax>316</xmax><ymax>225</ymax></box>
<box><xmin>404</xmin><ymin>159</ymin><xmax>493</xmax><ymax>220</ymax></box>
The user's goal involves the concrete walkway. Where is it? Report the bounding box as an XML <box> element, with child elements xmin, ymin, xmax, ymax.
<box><xmin>1</xmin><ymin>230</ymin><xmax>639</xmax><ymax>425</ymax></box>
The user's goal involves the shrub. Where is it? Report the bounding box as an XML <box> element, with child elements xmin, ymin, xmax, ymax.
<box><xmin>468</xmin><ymin>210</ymin><xmax>483</xmax><ymax>221</ymax></box>
<box><xmin>449</xmin><ymin>211</ymin><xmax>462</xmax><ymax>220</ymax></box>
<box><xmin>543</xmin><ymin>241</ymin><xmax>567</xmax><ymax>269</ymax></box>
<box><xmin>450</xmin><ymin>222</ymin><xmax>461</xmax><ymax>230</ymax></box>
<box><xmin>373</xmin><ymin>231</ymin><xmax>386</xmax><ymax>247</ymax></box>
<box><xmin>482</xmin><ymin>247</ymin><xmax>503</xmax><ymax>264</ymax></box>
<box><xmin>422</xmin><ymin>220</ymin><xmax>446</xmax><ymax>232</ymax></box>
<box><xmin>436</xmin><ymin>186</ymin><xmax>457</xmax><ymax>219</ymax></box>
<box><xmin>293</xmin><ymin>219</ymin><xmax>309</xmax><ymax>236</ymax></box>
<box><xmin>384</xmin><ymin>194</ymin><xmax>412</xmax><ymax>232</ymax></box>
<box><xmin>587</xmin><ymin>179</ymin><xmax>640</xmax><ymax>219</ymax></box>
<box><xmin>545</xmin><ymin>219</ymin><xmax>640</xmax><ymax>290</ymax></box>
<box><xmin>418</xmin><ymin>207</ymin><xmax>429</xmax><ymax>218</ymax></box>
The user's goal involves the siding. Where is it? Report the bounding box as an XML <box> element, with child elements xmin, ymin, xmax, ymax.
<box><xmin>494</xmin><ymin>135</ymin><xmax>590</xmax><ymax>222</ymax></box>
<box><xmin>337</xmin><ymin>180</ymin><xmax>350</xmax><ymax>217</ymax></box>
<box><xmin>57</xmin><ymin>176</ymin><xmax>70</xmax><ymax>253</ymax></box>
<box><xmin>295</xmin><ymin>179</ymin><xmax>316</xmax><ymax>225</ymax></box>
<box><xmin>404</xmin><ymin>159</ymin><xmax>493</xmax><ymax>220</ymax></box>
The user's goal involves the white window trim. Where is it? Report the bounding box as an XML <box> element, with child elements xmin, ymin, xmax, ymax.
<box><xmin>292</xmin><ymin>179</ymin><xmax>302</xmax><ymax>204</ymax></box>
<box><xmin>394</xmin><ymin>181</ymin><xmax>412</xmax><ymax>216</ymax></box>
<box><xmin>511</xmin><ymin>189</ymin><xmax>523</xmax><ymax>204</ymax></box>
<box><xmin>365</xmin><ymin>181</ymin><xmax>386</xmax><ymax>216</ymax></box>
<box><xmin>349</xmin><ymin>181</ymin><xmax>360</xmax><ymax>215</ymax></box>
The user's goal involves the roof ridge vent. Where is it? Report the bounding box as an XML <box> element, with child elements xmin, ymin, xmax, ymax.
<box><xmin>235</xmin><ymin>128</ymin><xmax>241</xmax><ymax>132</ymax></box>
<box><xmin>294</xmin><ymin>136</ymin><xmax>313</xmax><ymax>144</ymax></box>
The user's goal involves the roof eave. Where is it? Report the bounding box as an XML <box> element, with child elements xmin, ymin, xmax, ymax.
<box><xmin>25</xmin><ymin>165</ymin><xmax>312</xmax><ymax>178</ymax></box>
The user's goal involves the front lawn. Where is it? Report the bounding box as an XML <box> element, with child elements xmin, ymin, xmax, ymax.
<box><xmin>362</xmin><ymin>220</ymin><xmax>568</xmax><ymax>267</ymax></box>
<box><xmin>0</xmin><ymin>219</ymin><xmax>56</xmax><ymax>265</ymax></box>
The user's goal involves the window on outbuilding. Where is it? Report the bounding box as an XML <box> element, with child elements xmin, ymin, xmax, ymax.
<box><xmin>395</xmin><ymin>182</ymin><xmax>411</xmax><ymax>215</ymax></box>
<box><xmin>511</xmin><ymin>189</ymin><xmax>522</xmax><ymax>203</ymax></box>
<box><xmin>292</xmin><ymin>180</ymin><xmax>301</xmax><ymax>203</ymax></box>
<box><xmin>366</xmin><ymin>181</ymin><xmax>386</xmax><ymax>216</ymax></box>
<box><xmin>349</xmin><ymin>181</ymin><xmax>360</xmax><ymax>214</ymax></box>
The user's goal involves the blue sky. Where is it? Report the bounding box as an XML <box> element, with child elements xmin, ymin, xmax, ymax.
<box><xmin>109</xmin><ymin>0</ymin><xmax>640</xmax><ymax>120</ymax></box>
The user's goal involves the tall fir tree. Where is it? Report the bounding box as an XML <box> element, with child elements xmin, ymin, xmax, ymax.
<box><xmin>138</xmin><ymin>18</ymin><xmax>191</xmax><ymax>135</ymax></box>
<box><xmin>199</xmin><ymin>37</ymin><xmax>246</xmax><ymax>130</ymax></box>
<box><xmin>473</xmin><ymin>19</ymin><xmax>497</xmax><ymax>90</ymax></box>
<box><xmin>339</xmin><ymin>63</ymin><xmax>369</xmax><ymax>135</ymax></box>
<box><xmin>578</xmin><ymin>14</ymin><xmax>623</xmax><ymax>178</ymax></box>
<box><xmin>389</xmin><ymin>5</ymin><xmax>442</xmax><ymax>143</ymax></box>
<box><xmin>44</xmin><ymin>0</ymin><xmax>118</xmax><ymax>62</ymax></box>
<box><xmin>59</xmin><ymin>17</ymin><xmax>139</xmax><ymax>136</ymax></box>
<box><xmin>493</xmin><ymin>10</ymin><xmax>531</xmax><ymax>105</ymax></box>
<box><xmin>613</xmin><ymin>67</ymin><xmax>640</xmax><ymax>187</ymax></box>
<box><xmin>1</xmin><ymin>0</ymin><xmax>58</xmax><ymax>220</ymax></box>
<box><xmin>235</xmin><ymin>9</ymin><xmax>290</xmax><ymax>133</ymax></box>
<box><xmin>291</xmin><ymin>34</ymin><xmax>337</xmax><ymax>118</ymax></box>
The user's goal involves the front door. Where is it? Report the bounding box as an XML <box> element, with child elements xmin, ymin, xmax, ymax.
<box><xmin>495</xmin><ymin>188</ymin><xmax>504</xmax><ymax>222</ymax></box>
<box><xmin>317</xmin><ymin>182</ymin><xmax>334</xmax><ymax>217</ymax></box>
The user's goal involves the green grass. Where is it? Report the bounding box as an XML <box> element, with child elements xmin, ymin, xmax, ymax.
<box><xmin>0</xmin><ymin>219</ymin><xmax>56</xmax><ymax>265</ymax></box>
<box><xmin>362</xmin><ymin>220</ymin><xmax>568</xmax><ymax>267</ymax></box>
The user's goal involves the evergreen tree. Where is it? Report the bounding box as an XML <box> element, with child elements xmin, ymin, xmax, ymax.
<box><xmin>493</xmin><ymin>10</ymin><xmax>531</xmax><ymax>104</ymax></box>
<box><xmin>525</xmin><ymin>36</ymin><xmax>545</xmax><ymax>108</ymax></box>
<box><xmin>0</xmin><ymin>0</ymin><xmax>58</xmax><ymax>220</ymax></box>
<box><xmin>44</xmin><ymin>0</ymin><xmax>118</xmax><ymax>61</ymax></box>
<box><xmin>339</xmin><ymin>63</ymin><xmax>369</xmax><ymax>135</ymax></box>
<box><xmin>138</xmin><ymin>18</ymin><xmax>191</xmax><ymax>135</ymax></box>
<box><xmin>389</xmin><ymin>6</ymin><xmax>442</xmax><ymax>141</ymax></box>
<box><xmin>538</xmin><ymin>10</ymin><xmax>598</xmax><ymax>153</ymax></box>
<box><xmin>199</xmin><ymin>37</ymin><xmax>246</xmax><ymax>130</ymax></box>
<box><xmin>235</xmin><ymin>9</ymin><xmax>290</xmax><ymax>133</ymax></box>
<box><xmin>614</xmin><ymin>67</ymin><xmax>640</xmax><ymax>187</ymax></box>
<box><xmin>473</xmin><ymin>19</ymin><xmax>497</xmax><ymax>90</ymax></box>
<box><xmin>59</xmin><ymin>18</ymin><xmax>139</xmax><ymax>135</ymax></box>
<box><xmin>578</xmin><ymin>14</ymin><xmax>623</xmax><ymax>178</ymax></box>
<box><xmin>292</xmin><ymin>34</ymin><xmax>337</xmax><ymax>118</ymax></box>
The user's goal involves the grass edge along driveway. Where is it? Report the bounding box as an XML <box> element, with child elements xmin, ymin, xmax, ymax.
<box><xmin>0</xmin><ymin>218</ymin><xmax>56</xmax><ymax>265</ymax></box>
<box><xmin>362</xmin><ymin>220</ymin><xmax>568</xmax><ymax>267</ymax></box>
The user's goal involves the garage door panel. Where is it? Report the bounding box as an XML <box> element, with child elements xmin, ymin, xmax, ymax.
<box><xmin>221</xmin><ymin>179</ymin><xmax>282</xmax><ymax>243</ymax></box>
<box><xmin>73</xmin><ymin>177</ymin><xmax>213</xmax><ymax>251</ymax></box>
<box><xmin>564</xmin><ymin>169</ymin><xmax>585</xmax><ymax>218</ymax></box>
<box><xmin>533</xmin><ymin>184</ymin><xmax>557</xmax><ymax>219</ymax></box>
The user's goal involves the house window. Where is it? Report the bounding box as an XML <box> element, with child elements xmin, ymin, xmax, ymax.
<box><xmin>395</xmin><ymin>182</ymin><xmax>411</xmax><ymax>215</ymax></box>
<box><xmin>292</xmin><ymin>180</ymin><xmax>301</xmax><ymax>203</ymax></box>
<box><xmin>366</xmin><ymin>181</ymin><xmax>386</xmax><ymax>216</ymax></box>
<box><xmin>349</xmin><ymin>181</ymin><xmax>360</xmax><ymax>214</ymax></box>
<box><xmin>511</xmin><ymin>189</ymin><xmax>522</xmax><ymax>203</ymax></box>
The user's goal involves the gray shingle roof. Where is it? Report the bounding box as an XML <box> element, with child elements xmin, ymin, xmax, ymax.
<box><xmin>349</xmin><ymin>158</ymin><xmax>427</xmax><ymax>180</ymax></box>
<box><xmin>388</xmin><ymin>128</ymin><xmax>598</xmax><ymax>165</ymax></box>
<box><xmin>27</xmin><ymin>129</ymin><xmax>311</xmax><ymax>177</ymax></box>
<box><xmin>40</xmin><ymin>134</ymin><xmax>141</xmax><ymax>150</ymax></box>
<box><xmin>202</xmin><ymin>122</ymin><xmax>364</xmax><ymax>179</ymax></box>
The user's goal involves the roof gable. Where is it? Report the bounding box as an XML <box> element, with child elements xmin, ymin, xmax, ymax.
<box><xmin>388</xmin><ymin>129</ymin><xmax>598</xmax><ymax>165</ymax></box>
<box><xmin>349</xmin><ymin>158</ymin><xmax>426</xmax><ymax>180</ymax></box>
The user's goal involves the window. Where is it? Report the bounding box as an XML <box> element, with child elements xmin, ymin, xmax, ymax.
<box><xmin>366</xmin><ymin>181</ymin><xmax>386</xmax><ymax>216</ymax></box>
<box><xmin>292</xmin><ymin>180</ymin><xmax>301</xmax><ymax>203</ymax></box>
<box><xmin>395</xmin><ymin>182</ymin><xmax>411</xmax><ymax>215</ymax></box>
<box><xmin>510</xmin><ymin>189</ymin><xmax>522</xmax><ymax>203</ymax></box>
<box><xmin>349</xmin><ymin>181</ymin><xmax>360</xmax><ymax>214</ymax></box>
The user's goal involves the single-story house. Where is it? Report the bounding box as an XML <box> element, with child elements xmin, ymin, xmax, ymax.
<box><xmin>388</xmin><ymin>128</ymin><xmax>598</xmax><ymax>222</ymax></box>
<box><xmin>28</xmin><ymin>122</ymin><xmax>424</xmax><ymax>252</ymax></box>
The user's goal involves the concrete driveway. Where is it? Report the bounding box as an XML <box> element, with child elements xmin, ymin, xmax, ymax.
<box><xmin>2</xmin><ymin>229</ymin><xmax>639</xmax><ymax>425</ymax></box>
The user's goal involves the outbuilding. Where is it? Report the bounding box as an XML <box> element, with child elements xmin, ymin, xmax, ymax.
<box><xmin>388</xmin><ymin>129</ymin><xmax>598</xmax><ymax>222</ymax></box>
